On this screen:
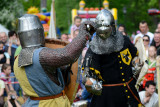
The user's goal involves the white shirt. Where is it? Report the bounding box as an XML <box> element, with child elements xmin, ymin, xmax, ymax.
<box><xmin>133</xmin><ymin>32</ymin><xmax>154</xmax><ymax>45</ymax></box>
<box><xmin>139</xmin><ymin>91</ymin><xmax>159</xmax><ymax>107</ymax></box>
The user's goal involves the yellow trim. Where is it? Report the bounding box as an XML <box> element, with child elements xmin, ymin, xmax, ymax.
<box><xmin>81</xmin><ymin>67</ymin><xmax>104</xmax><ymax>81</ymax></box>
<box><xmin>125</xmin><ymin>90</ymin><xmax>128</xmax><ymax>92</ymax></box>
<box><xmin>14</xmin><ymin>57</ymin><xmax>39</xmax><ymax>97</ymax></box>
<box><xmin>89</xmin><ymin>67</ymin><xmax>104</xmax><ymax>81</ymax></box>
<box><xmin>128</xmin><ymin>96</ymin><xmax>130</xmax><ymax>98</ymax></box>
<box><xmin>136</xmin><ymin>50</ymin><xmax>139</xmax><ymax>56</ymax></box>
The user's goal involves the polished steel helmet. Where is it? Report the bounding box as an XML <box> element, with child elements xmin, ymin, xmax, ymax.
<box><xmin>95</xmin><ymin>9</ymin><xmax>116</xmax><ymax>40</ymax></box>
<box><xmin>18</xmin><ymin>14</ymin><xmax>45</xmax><ymax>48</ymax></box>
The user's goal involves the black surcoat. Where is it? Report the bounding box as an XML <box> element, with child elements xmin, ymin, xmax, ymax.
<box><xmin>83</xmin><ymin>36</ymin><xmax>141</xmax><ymax>107</ymax></box>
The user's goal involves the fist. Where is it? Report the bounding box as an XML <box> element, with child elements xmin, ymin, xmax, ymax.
<box><xmin>80</xmin><ymin>20</ymin><xmax>97</xmax><ymax>36</ymax></box>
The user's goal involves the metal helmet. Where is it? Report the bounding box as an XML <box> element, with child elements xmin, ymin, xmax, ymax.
<box><xmin>18</xmin><ymin>14</ymin><xmax>45</xmax><ymax>48</ymax></box>
<box><xmin>95</xmin><ymin>9</ymin><xmax>116</xmax><ymax>40</ymax></box>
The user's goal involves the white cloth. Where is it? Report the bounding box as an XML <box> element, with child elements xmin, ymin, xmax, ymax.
<box><xmin>48</xmin><ymin>1</ymin><xmax>56</xmax><ymax>38</ymax></box>
<box><xmin>139</xmin><ymin>91</ymin><xmax>159</xmax><ymax>107</ymax></box>
<box><xmin>145</xmin><ymin>49</ymin><xmax>148</xmax><ymax>58</ymax></box>
<box><xmin>135</xmin><ymin>38</ymin><xmax>148</xmax><ymax>88</ymax></box>
<box><xmin>133</xmin><ymin>32</ymin><xmax>154</xmax><ymax>45</ymax></box>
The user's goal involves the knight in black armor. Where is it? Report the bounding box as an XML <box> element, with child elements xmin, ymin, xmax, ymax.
<box><xmin>82</xmin><ymin>9</ymin><xmax>143</xmax><ymax>107</ymax></box>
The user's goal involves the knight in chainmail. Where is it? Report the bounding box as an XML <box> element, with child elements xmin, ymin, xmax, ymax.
<box><xmin>82</xmin><ymin>9</ymin><xmax>143</xmax><ymax>107</ymax></box>
<box><xmin>14</xmin><ymin>14</ymin><xmax>96</xmax><ymax>107</ymax></box>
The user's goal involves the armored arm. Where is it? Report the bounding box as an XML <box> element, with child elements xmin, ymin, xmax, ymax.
<box><xmin>39</xmin><ymin>21</ymin><xmax>96</xmax><ymax>68</ymax></box>
<box><xmin>81</xmin><ymin>49</ymin><xmax>103</xmax><ymax>95</ymax></box>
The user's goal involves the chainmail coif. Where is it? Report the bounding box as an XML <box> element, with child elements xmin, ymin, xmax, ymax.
<box><xmin>90</xmin><ymin>31</ymin><xmax>124</xmax><ymax>55</ymax></box>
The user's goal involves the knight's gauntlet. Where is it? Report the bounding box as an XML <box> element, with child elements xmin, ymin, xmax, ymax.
<box><xmin>85</xmin><ymin>77</ymin><xmax>102</xmax><ymax>95</ymax></box>
<box><xmin>132</xmin><ymin>56</ymin><xmax>144</xmax><ymax>79</ymax></box>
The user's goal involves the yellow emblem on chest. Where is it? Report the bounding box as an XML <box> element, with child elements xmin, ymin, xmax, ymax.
<box><xmin>120</xmin><ymin>48</ymin><xmax>132</xmax><ymax>65</ymax></box>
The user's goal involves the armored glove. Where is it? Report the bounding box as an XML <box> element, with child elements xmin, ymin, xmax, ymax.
<box><xmin>85</xmin><ymin>77</ymin><xmax>102</xmax><ymax>95</ymax></box>
<box><xmin>79</xmin><ymin>20</ymin><xmax>96</xmax><ymax>40</ymax></box>
<box><xmin>132</xmin><ymin>56</ymin><xmax>144</xmax><ymax>79</ymax></box>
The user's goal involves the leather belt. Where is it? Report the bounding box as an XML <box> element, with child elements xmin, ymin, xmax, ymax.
<box><xmin>30</xmin><ymin>90</ymin><xmax>65</xmax><ymax>100</ymax></box>
<box><xmin>102</xmin><ymin>78</ymin><xmax>133</xmax><ymax>87</ymax></box>
<box><xmin>103</xmin><ymin>78</ymin><xmax>143</xmax><ymax>106</ymax></box>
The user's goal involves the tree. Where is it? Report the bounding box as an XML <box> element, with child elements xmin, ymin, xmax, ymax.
<box><xmin>0</xmin><ymin>0</ymin><xmax>23</xmax><ymax>30</ymax></box>
<box><xmin>109</xmin><ymin>0</ymin><xmax>160</xmax><ymax>34</ymax></box>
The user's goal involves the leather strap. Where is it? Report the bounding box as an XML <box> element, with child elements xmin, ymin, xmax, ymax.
<box><xmin>103</xmin><ymin>78</ymin><xmax>144</xmax><ymax>106</ymax></box>
<box><xmin>126</xmin><ymin>82</ymin><xmax>143</xmax><ymax>106</ymax></box>
<box><xmin>103</xmin><ymin>78</ymin><xmax>133</xmax><ymax>87</ymax></box>
<box><xmin>30</xmin><ymin>90</ymin><xmax>65</xmax><ymax>100</ymax></box>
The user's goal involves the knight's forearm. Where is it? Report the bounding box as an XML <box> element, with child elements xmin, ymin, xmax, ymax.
<box><xmin>39</xmin><ymin>33</ymin><xmax>88</xmax><ymax>67</ymax></box>
<box><xmin>39</xmin><ymin>20</ymin><xmax>96</xmax><ymax>68</ymax></box>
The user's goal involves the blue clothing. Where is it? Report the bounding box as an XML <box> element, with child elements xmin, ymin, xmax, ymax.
<box><xmin>14</xmin><ymin>47</ymin><xmax>70</xmax><ymax>107</ymax></box>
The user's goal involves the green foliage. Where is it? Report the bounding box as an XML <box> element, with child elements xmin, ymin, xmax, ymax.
<box><xmin>20</xmin><ymin>0</ymin><xmax>40</xmax><ymax>12</ymax></box>
<box><xmin>0</xmin><ymin>0</ymin><xmax>23</xmax><ymax>30</ymax></box>
<box><xmin>108</xmin><ymin>0</ymin><xmax>159</xmax><ymax>35</ymax></box>
<box><xmin>54</xmin><ymin>0</ymin><xmax>79</xmax><ymax>33</ymax></box>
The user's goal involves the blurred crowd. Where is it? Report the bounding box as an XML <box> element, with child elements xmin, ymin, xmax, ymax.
<box><xmin>0</xmin><ymin>16</ymin><xmax>160</xmax><ymax>107</ymax></box>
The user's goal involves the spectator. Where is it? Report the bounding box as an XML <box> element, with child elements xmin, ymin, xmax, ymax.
<box><xmin>151</xmin><ymin>31</ymin><xmax>160</xmax><ymax>55</ymax></box>
<box><xmin>61</xmin><ymin>34</ymin><xmax>68</xmax><ymax>42</ymax></box>
<box><xmin>143</xmin><ymin>35</ymin><xmax>150</xmax><ymax>57</ymax></box>
<box><xmin>6</xmin><ymin>32</ymin><xmax>22</xmax><ymax>97</ymax></box>
<box><xmin>68</xmin><ymin>34</ymin><xmax>72</xmax><ymax>42</ymax></box>
<box><xmin>0</xmin><ymin>64</ymin><xmax>14</xmax><ymax>95</ymax></box>
<box><xmin>4</xmin><ymin>31</ymin><xmax>19</xmax><ymax>72</ymax></box>
<box><xmin>133</xmin><ymin>21</ymin><xmax>154</xmax><ymax>45</ymax></box>
<box><xmin>68</xmin><ymin>29</ymin><xmax>79</xmax><ymax>42</ymax></box>
<box><xmin>4</xmin><ymin>90</ymin><xmax>21</xmax><ymax>107</ymax></box>
<box><xmin>7</xmin><ymin>31</ymin><xmax>20</xmax><ymax>47</ymax></box>
<box><xmin>118</xmin><ymin>24</ymin><xmax>127</xmax><ymax>36</ymax></box>
<box><xmin>142</xmin><ymin>46</ymin><xmax>157</xmax><ymax>88</ymax></box>
<box><xmin>71</xmin><ymin>16</ymin><xmax>82</xmax><ymax>39</ymax></box>
<box><xmin>130</xmin><ymin>32</ymin><xmax>136</xmax><ymax>42</ymax></box>
<box><xmin>0</xmin><ymin>41</ymin><xmax>10</xmax><ymax>72</ymax></box>
<box><xmin>73</xmin><ymin>29</ymin><xmax>79</xmax><ymax>39</ymax></box>
<box><xmin>0</xmin><ymin>32</ymin><xmax>8</xmax><ymax>45</ymax></box>
<box><xmin>0</xmin><ymin>80</ymin><xmax>5</xmax><ymax>106</ymax></box>
<box><xmin>139</xmin><ymin>81</ymin><xmax>158</xmax><ymax>107</ymax></box>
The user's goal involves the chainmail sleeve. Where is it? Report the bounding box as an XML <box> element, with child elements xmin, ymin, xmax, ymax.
<box><xmin>39</xmin><ymin>21</ymin><xmax>96</xmax><ymax>68</ymax></box>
